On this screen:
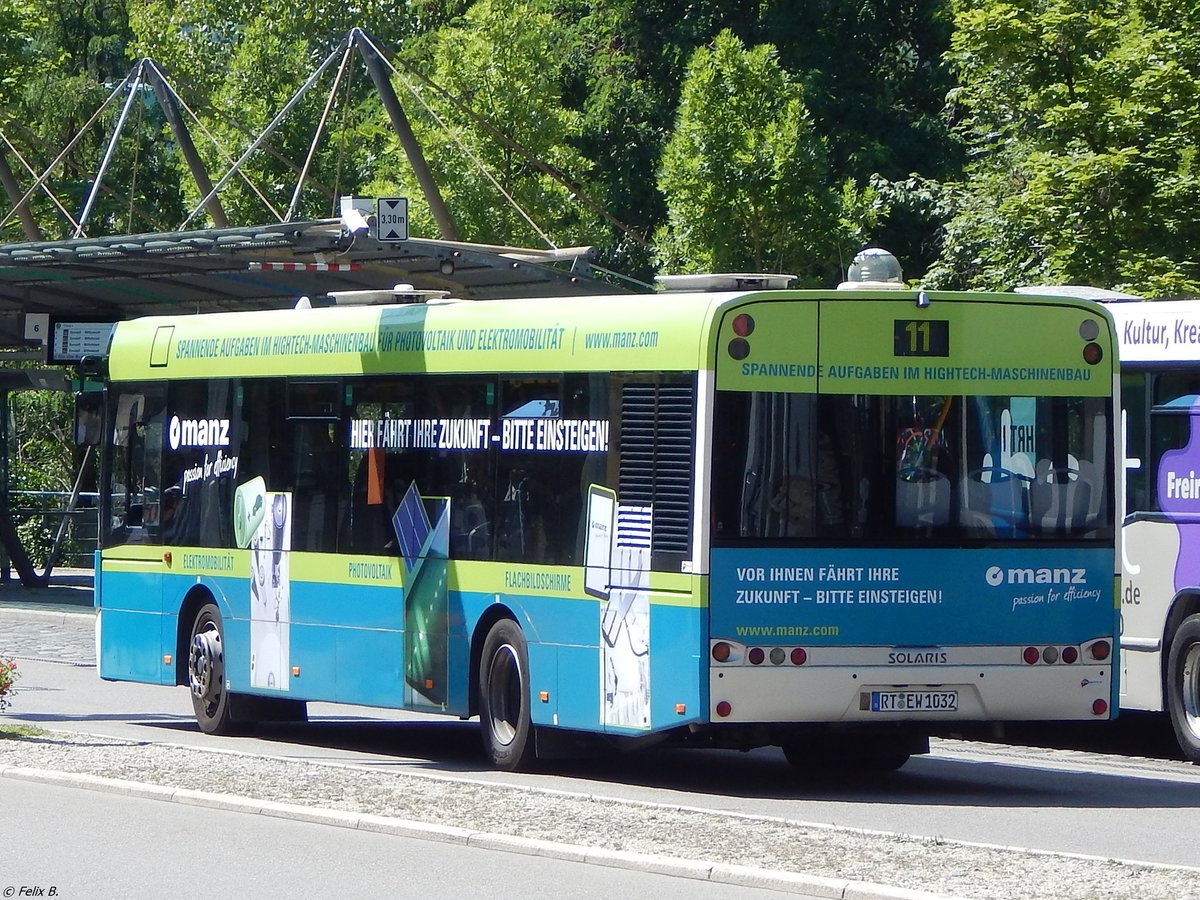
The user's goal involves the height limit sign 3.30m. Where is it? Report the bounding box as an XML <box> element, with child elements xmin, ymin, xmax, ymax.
<box><xmin>377</xmin><ymin>197</ymin><xmax>408</xmax><ymax>241</ymax></box>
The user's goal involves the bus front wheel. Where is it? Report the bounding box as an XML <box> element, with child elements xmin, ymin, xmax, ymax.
<box><xmin>479</xmin><ymin>619</ymin><xmax>534</xmax><ymax>771</ymax></box>
<box><xmin>1166</xmin><ymin>614</ymin><xmax>1200</xmax><ymax>763</ymax></box>
<box><xmin>189</xmin><ymin>603</ymin><xmax>233</xmax><ymax>735</ymax></box>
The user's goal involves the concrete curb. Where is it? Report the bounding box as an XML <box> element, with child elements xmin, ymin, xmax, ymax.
<box><xmin>0</xmin><ymin>763</ymin><xmax>966</xmax><ymax>900</ymax></box>
<box><xmin>0</xmin><ymin>605</ymin><xmax>94</xmax><ymax>625</ymax></box>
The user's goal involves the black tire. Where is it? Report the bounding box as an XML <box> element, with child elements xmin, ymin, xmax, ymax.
<box><xmin>478</xmin><ymin>618</ymin><xmax>534</xmax><ymax>771</ymax></box>
<box><xmin>1166</xmin><ymin>613</ymin><xmax>1200</xmax><ymax>763</ymax></box>
<box><xmin>188</xmin><ymin>603</ymin><xmax>233</xmax><ymax>735</ymax></box>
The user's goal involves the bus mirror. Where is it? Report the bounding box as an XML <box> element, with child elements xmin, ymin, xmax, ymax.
<box><xmin>74</xmin><ymin>391</ymin><xmax>104</xmax><ymax>446</ymax></box>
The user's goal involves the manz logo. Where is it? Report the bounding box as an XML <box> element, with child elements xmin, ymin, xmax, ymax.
<box><xmin>168</xmin><ymin>415</ymin><xmax>231</xmax><ymax>450</ymax></box>
<box><xmin>985</xmin><ymin>566</ymin><xmax>1086</xmax><ymax>586</ymax></box>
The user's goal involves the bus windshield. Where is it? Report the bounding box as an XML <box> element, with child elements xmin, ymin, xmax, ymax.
<box><xmin>712</xmin><ymin>391</ymin><xmax>1112</xmax><ymax>543</ymax></box>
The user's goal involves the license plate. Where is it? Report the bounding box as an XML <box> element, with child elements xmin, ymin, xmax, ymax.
<box><xmin>870</xmin><ymin>690</ymin><xmax>958</xmax><ymax>712</ymax></box>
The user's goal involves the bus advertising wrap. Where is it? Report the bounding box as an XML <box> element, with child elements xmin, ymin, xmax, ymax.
<box><xmin>710</xmin><ymin>546</ymin><xmax>1114</xmax><ymax>648</ymax></box>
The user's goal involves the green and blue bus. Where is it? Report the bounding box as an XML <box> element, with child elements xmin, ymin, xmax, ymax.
<box><xmin>84</xmin><ymin>274</ymin><xmax>1120</xmax><ymax>770</ymax></box>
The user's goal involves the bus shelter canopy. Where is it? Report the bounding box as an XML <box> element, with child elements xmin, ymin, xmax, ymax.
<box><xmin>0</xmin><ymin>220</ymin><xmax>628</xmax><ymax>353</ymax></box>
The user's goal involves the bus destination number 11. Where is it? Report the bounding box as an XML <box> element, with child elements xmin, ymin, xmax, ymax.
<box><xmin>894</xmin><ymin>319</ymin><xmax>950</xmax><ymax>357</ymax></box>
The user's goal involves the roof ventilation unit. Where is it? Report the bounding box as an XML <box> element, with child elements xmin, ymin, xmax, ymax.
<box><xmin>655</xmin><ymin>273</ymin><xmax>796</xmax><ymax>292</ymax></box>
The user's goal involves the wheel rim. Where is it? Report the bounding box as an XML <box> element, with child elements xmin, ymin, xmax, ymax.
<box><xmin>486</xmin><ymin>642</ymin><xmax>523</xmax><ymax>747</ymax></box>
<box><xmin>189</xmin><ymin>623</ymin><xmax>224</xmax><ymax>712</ymax></box>
<box><xmin>1183</xmin><ymin>643</ymin><xmax>1200</xmax><ymax>740</ymax></box>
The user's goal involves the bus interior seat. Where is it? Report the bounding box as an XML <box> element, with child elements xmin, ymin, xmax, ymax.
<box><xmin>960</xmin><ymin>468</ymin><xmax>1029</xmax><ymax>536</ymax></box>
<box><xmin>450</xmin><ymin>483</ymin><xmax>490</xmax><ymax>557</ymax></box>
<box><xmin>895</xmin><ymin>470</ymin><xmax>951</xmax><ymax>528</ymax></box>
<box><xmin>496</xmin><ymin>475</ymin><xmax>527</xmax><ymax>558</ymax></box>
<box><xmin>1029</xmin><ymin>459</ymin><xmax>1096</xmax><ymax>532</ymax></box>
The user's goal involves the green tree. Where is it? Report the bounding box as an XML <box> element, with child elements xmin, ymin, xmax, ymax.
<box><xmin>0</xmin><ymin>2</ymin><xmax>45</xmax><ymax>109</ymax></box>
<box><xmin>7</xmin><ymin>385</ymin><xmax>78</xmax><ymax>567</ymax></box>
<box><xmin>385</xmin><ymin>0</ymin><xmax>603</xmax><ymax>247</ymax></box>
<box><xmin>0</xmin><ymin>0</ymin><xmax>186</xmax><ymax>241</ymax></box>
<box><xmin>554</xmin><ymin>0</ymin><xmax>766</xmax><ymax>277</ymax></box>
<box><xmin>129</xmin><ymin>1</ymin><xmax>460</xmax><ymax>227</ymax></box>
<box><xmin>654</xmin><ymin>29</ymin><xmax>873</xmax><ymax>283</ymax></box>
<box><xmin>928</xmin><ymin>0</ymin><xmax>1200</xmax><ymax>296</ymax></box>
<box><xmin>760</xmin><ymin>0</ymin><xmax>960</xmax><ymax>275</ymax></box>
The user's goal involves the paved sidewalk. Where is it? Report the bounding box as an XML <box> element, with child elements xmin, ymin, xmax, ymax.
<box><xmin>0</xmin><ymin>569</ymin><xmax>94</xmax><ymax>663</ymax></box>
<box><xmin>0</xmin><ymin>568</ymin><xmax>94</xmax><ymax>621</ymax></box>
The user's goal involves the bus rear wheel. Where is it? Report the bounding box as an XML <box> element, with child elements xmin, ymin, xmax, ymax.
<box><xmin>479</xmin><ymin>619</ymin><xmax>534</xmax><ymax>771</ymax></box>
<box><xmin>1166</xmin><ymin>614</ymin><xmax>1200</xmax><ymax>763</ymax></box>
<box><xmin>189</xmin><ymin>603</ymin><xmax>233</xmax><ymax>735</ymax></box>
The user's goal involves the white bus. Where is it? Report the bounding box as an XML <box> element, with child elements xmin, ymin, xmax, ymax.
<box><xmin>1107</xmin><ymin>298</ymin><xmax>1200</xmax><ymax>761</ymax></box>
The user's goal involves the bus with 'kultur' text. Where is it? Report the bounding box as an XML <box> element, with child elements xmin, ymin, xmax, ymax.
<box><xmin>80</xmin><ymin>267</ymin><xmax>1121</xmax><ymax>771</ymax></box>
<box><xmin>1104</xmin><ymin>297</ymin><xmax>1200</xmax><ymax>762</ymax></box>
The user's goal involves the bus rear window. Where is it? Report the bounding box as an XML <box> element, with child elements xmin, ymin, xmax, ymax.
<box><xmin>712</xmin><ymin>391</ymin><xmax>1112</xmax><ymax>543</ymax></box>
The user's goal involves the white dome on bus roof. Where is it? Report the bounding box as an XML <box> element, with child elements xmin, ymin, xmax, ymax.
<box><xmin>847</xmin><ymin>248</ymin><xmax>903</xmax><ymax>284</ymax></box>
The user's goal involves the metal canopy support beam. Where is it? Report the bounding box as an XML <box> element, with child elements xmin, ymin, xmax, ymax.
<box><xmin>180</xmin><ymin>39</ymin><xmax>352</xmax><ymax>230</ymax></box>
<box><xmin>77</xmin><ymin>61</ymin><xmax>146</xmax><ymax>237</ymax></box>
<box><xmin>0</xmin><ymin>149</ymin><xmax>43</xmax><ymax>242</ymax></box>
<box><xmin>145</xmin><ymin>62</ymin><xmax>228</xmax><ymax>229</ymax></box>
<box><xmin>0</xmin><ymin>387</ymin><xmax>44</xmax><ymax>586</ymax></box>
<box><xmin>353</xmin><ymin>30</ymin><xmax>461</xmax><ymax>242</ymax></box>
<box><xmin>0</xmin><ymin>370</ymin><xmax>77</xmax><ymax>587</ymax></box>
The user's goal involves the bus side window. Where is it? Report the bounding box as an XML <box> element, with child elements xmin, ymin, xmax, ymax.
<box><xmin>496</xmin><ymin>374</ymin><xmax>607</xmax><ymax>565</ymax></box>
<box><xmin>1149</xmin><ymin>407</ymin><xmax>1197</xmax><ymax>513</ymax></box>
<box><xmin>287</xmin><ymin>381</ymin><xmax>342</xmax><ymax>553</ymax></box>
<box><xmin>107</xmin><ymin>387</ymin><xmax>166</xmax><ymax>544</ymax></box>
<box><xmin>1148</xmin><ymin>373</ymin><xmax>1200</xmax><ymax>514</ymax></box>
<box><xmin>1122</xmin><ymin>372</ymin><xmax>1147</xmax><ymax>517</ymax></box>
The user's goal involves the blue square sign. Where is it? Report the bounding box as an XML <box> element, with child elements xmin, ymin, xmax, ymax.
<box><xmin>377</xmin><ymin>197</ymin><xmax>408</xmax><ymax>242</ymax></box>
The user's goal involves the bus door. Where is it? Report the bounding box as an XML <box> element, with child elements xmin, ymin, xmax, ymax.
<box><xmin>99</xmin><ymin>383</ymin><xmax>173</xmax><ymax>684</ymax></box>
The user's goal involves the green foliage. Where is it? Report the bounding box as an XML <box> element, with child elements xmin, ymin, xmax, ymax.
<box><xmin>0</xmin><ymin>2</ymin><xmax>46</xmax><ymax>108</ymax></box>
<box><xmin>654</xmin><ymin>30</ymin><xmax>873</xmax><ymax>283</ymax></box>
<box><xmin>929</xmin><ymin>0</ymin><xmax>1200</xmax><ymax>295</ymax></box>
<box><xmin>0</xmin><ymin>0</ymin><xmax>185</xmax><ymax>241</ymax></box>
<box><xmin>128</xmin><ymin>1</ymin><xmax>468</xmax><ymax>227</ymax></box>
<box><xmin>7</xmin><ymin>384</ymin><xmax>79</xmax><ymax>567</ymax></box>
<box><xmin>388</xmin><ymin>0</ymin><xmax>603</xmax><ymax>247</ymax></box>
<box><xmin>760</xmin><ymin>0</ymin><xmax>960</xmax><ymax>273</ymax></box>
<box><xmin>2</xmin><ymin>0</ymin><xmax>1200</xmax><ymax>292</ymax></box>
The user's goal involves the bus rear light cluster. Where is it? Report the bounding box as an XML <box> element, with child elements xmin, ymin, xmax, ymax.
<box><xmin>727</xmin><ymin>313</ymin><xmax>755</xmax><ymax>360</ymax></box>
<box><xmin>1023</xmin><ymin>640</ymin><xmax>1108</xmax><ymax>665</ymax></box>
<box><xmin>1022</xmin><ymin>645</ymin><xmax>1081</xmax><ymax>665</ymax></box>
<box><xmin>745</xmin><ymin>645</ymin><xmax>806</xmax><ymax>665</ymax></box>
<box><xmin>712</xmin><ymin>641</ymin><xmax>808</xmax><ymax>666</ymax></box>
<box><xmin>1079</xmin><ymin>318</ymin><xmax>1104</xmax><ymax>365</ymax></box>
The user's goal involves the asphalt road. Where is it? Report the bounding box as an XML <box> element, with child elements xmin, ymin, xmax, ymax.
<box><xmin>4</xmin><ymin>606</ymin><xmax>1200</xmax><ymax>871</ymax></box>
<box><xmin>2</xmin><ymin>777</ymin><xmax>807</xmax><ymax>900</ymax></box>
